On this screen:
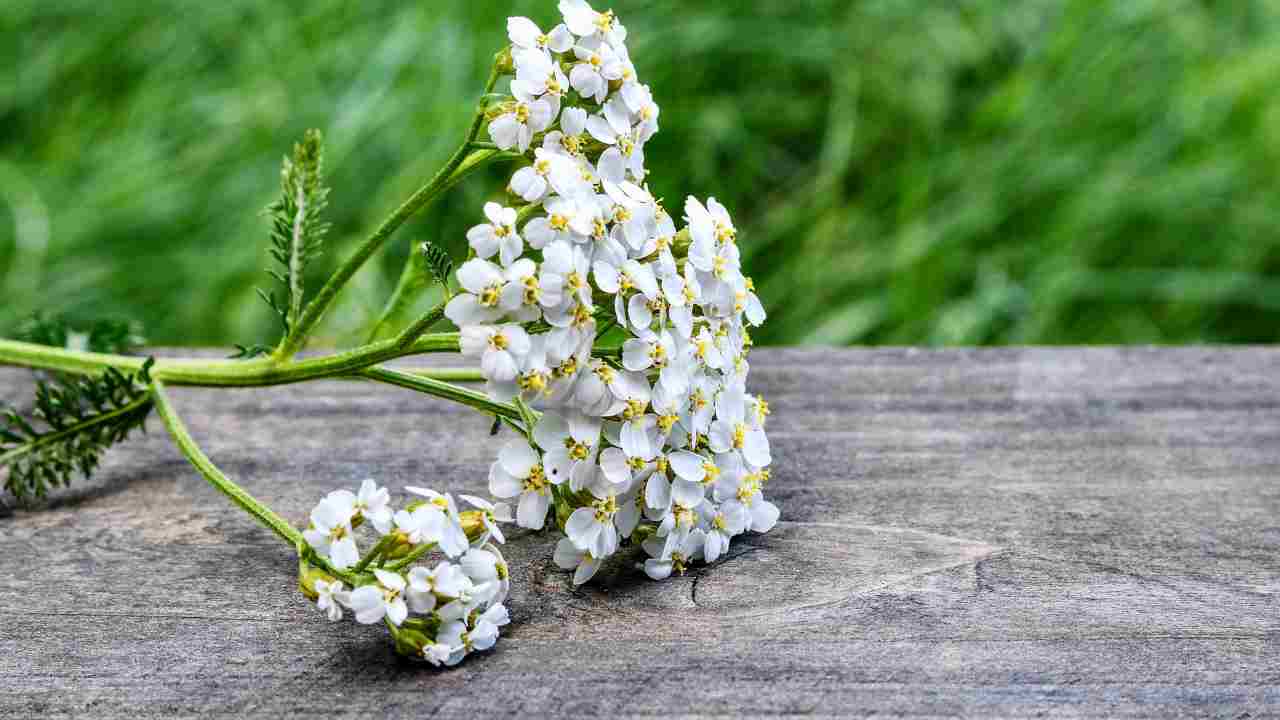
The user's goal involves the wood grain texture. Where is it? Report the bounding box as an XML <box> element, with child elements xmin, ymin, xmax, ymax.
<box><xmin>2</xmin><ymin>347</ymin><xmax>1279</xmax><ymax>718</ymax></box>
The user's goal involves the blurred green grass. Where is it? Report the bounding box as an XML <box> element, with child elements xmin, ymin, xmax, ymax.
<box><xmin>3</xmin><ymin>0</ymin><xmax>1280</xmax><ymax>347</ymax></box>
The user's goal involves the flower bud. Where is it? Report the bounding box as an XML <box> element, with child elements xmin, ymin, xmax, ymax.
<box><xmin>494</xmin><ymin>46</ymin><xmax>515</xmax><ymax>75</ymax></box>
<box><xmin>297</xmin><ymin>558</ymin><xmax>333</xmax><ymax>601</ymax></box>
<box><xmin>460</xmin><ymin>510</ymin><xmax>488</xmax><ymax>542</ymax></box>
<box><xmin>486</xmin><ymin>100</ymin><xmax>517</xmax><ymax>122</ymax></box>
<box><xmin>670</xmin><ymin>227</ymin><xmax>692</xmax><ymax>257</ymax></box>
<box><xmin>392</xmin><ymin>627</ymin><xmax>432</xmax><ymax>659</ymax></box>
<box><xmin>381</xmin><ymin>529</ymin><xmax>415</xmax><ymax>560</ymax></box>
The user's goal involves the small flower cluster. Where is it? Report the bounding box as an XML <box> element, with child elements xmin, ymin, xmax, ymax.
<box><xmin>301</xmin><ymin>479</ymin><xmax>512</xmax><ymax>666</ymax></box>
<box><xmin>448</xmin><ymin>0</ymin><xmax>778</xmax><ymax>586</ymax></box>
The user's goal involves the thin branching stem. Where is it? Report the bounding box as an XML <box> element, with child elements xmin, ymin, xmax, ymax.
<box><xmin>357</xmin><ymin>366</ymin><xmax>523</xmax><ymax>421</ymax></box>
<box><xmin>152</xmin><ymin>381</ymin><xmax>296</xmax><ymax>544</ymax></box>
<box><xmin>0</xmin><ymin>334</ymin><xmax>467</xmax><ymax>387</ymax></box>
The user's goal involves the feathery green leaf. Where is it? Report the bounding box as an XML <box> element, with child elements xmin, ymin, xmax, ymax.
<box><xmin>12</xmin><ymin>313</ymin><xmax>145</xmax><ymax>355</ymax></box>
<box><xmin>420</xmin><ymin>241</ymin><xmax>454</xmax><ymax>298</ymax></box>
<box><xmin>1</xmin><ymin>360</ymin><xmax>155</xmax><ymax>504</ymax></box>
<box><xmin>259</xmin><ymin>129</ymin><xmax>330</xmax><ymax>340</ymax></box>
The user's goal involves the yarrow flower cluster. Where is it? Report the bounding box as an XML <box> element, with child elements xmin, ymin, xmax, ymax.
<box><xmin>448</xmin><ymin>0</ymin><xmax>778</xmax><ymax>587</ymax></box>
<box><xmin>300</xmin><ymin>479</ymin><xmax>512</xmax><ymax>666</ymax></box>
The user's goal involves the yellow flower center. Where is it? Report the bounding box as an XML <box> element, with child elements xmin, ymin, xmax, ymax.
<box><xmin>712</xmin><ymin>514</ymin><xmax>727</xmax><ymax>531</ymax></box>
<box><xmin>702</xmin><ymin>461</ymin><xmax>721</xmax><ymax>485</ymax></box>
<box><xmin>518</xmin><ymin>371</ymin><xmax>549</xmax><ymax>395</ymax></box>
<box><xmin>628</xmin><ymin>456</ymin><xmax>647</xmax><ymax>471</ymax></box>
<box><xmin>695</xmin><ymin>339</ymin><xmax>711</xmax><ymax>361</ymax></box>
<box><xmin>549</xmin><ymin>213</ymin><xmax>570</xmax><ymax>231</ymax></box>
<box><xmin>490</xmin><ymin>333</ymin><xmax>509</xmax><ymax>351</ymax></box>
<box><xmin>593</xmin><ymin>494</ymin><xmax>617</xmax><ymax>522</ymax></box>
<box><xmin>522</xmin><ymin>275</ymin><xmax>541</xmax><ymax>305</ymax></box>
<box><xmin>595</xmin><ymin>364</ymin><xmax>616</xmax><ymax>384</ymax></box>
<box><xmin>494</xmin><ymin>224</ymin><xmax>511</xmax><ymax>238</ymax></box>
<box><xmin>617</xmin><ymin>136</ymin><xmax>635</xmax><ymax>157</ymax></box>
<box><xmin>479</xmin><ymin>284</ymin><xmax>502</xmax><ymax>308</ymax></box>
<box><xmin>690</xmin><ymin>388</ymin><xmax>707</xmax><ymax>411</ymax></box>
<box><xmin>594</xmin><ymin>11</ymin><xmax>615</xmax><ymax>33</ymax></box>
<box><xmin>754</xmin><ymin>397</ymin><xmax>770</xmax><ymax>425</ymax></box>
<box><xmin>613</xmin><ymin>206</ymin><xmax>632</xmax><ymax>224</ymax></box>
<box><xmin>523</xmin><ymin>464</ymin><xmax>548</xmax><ymax>493</ymax></box>
<box><xmin>618</xmin><ymin>271</ymin><xmax>635</xmax><ymax>293</ymax></box>
<box><xmin>592</xmin><ymin>217</ymin><xmax>608</xmax><ymax>239</ymax></box>
<box><xmin>515</xmin><ymin>103</ymin><xmax>530</xmax><ymax>124</ymax></box>
<box><xmin>623</xmin><ymin>398</ymin><xmax>647</xmax><ymax>420</ymax></box>
<box><xmin>657</xmin><ymin>413</ymin><xmax>678</xmax><ymax>434</ymax></box>
<box><xmin>732</xmin><ymin>423</ymin><xmax>747</xmax><ymax>450</ymax></box>
<box><xmin>649</xmin><ymin>342</ymin><xmax>667</xmax><ymax>368</ymax></box>
<box><xmin>555</xmin><ymin>356</ymin><xmax>578</xmax><ymax>378</ymax></box>
<box><xmin>572</xmin><ymin>302</ymin><xmax>593</xmax><ymax>328</ymax></box>
<box><xmin>562</xmin><ymin>134</ymin><xmax>583</xmax><ymax>156</ymax></box>
<box><xmin>565</xmin><ymin>438</ymin><xmax>591</xmax><ymax>461</ymax></box>
<box><xmin>535</xmin><ymin>158</ymin><xmax>552</xmax><ymax>176</ymax></box>
<box><xmin>655</xmin><ymin>456</ymin><xmax>670</xmax><ymax>474</ymax></box>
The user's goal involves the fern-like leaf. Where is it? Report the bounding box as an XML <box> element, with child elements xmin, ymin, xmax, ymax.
<box><xmin>12</xmin><ymin>313</ymin><xmax>146</xmax><ymax>355</ymax></box>
<box><xmin>0</xmin><ymin>360</ymin><xmax>155</xmax><ymax>504</ymax></box>
<box><xmin>420</xmin><ymin>241</ymin><xmax>454</xmax><ymax>297</ymax></box>
<box><xmin>259</xmin><ymin>128</ymin><xmax>331</xmax><ymax>337</ymax></box>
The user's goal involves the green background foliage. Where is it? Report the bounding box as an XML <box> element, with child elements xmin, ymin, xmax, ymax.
<box><xmin>3</xmin><ymin>0</ymin><xmax>1280</xmax><ymax>347</ymax></box>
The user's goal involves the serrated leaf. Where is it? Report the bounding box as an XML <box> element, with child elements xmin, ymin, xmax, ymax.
<box><xmin>1</xmin><ymin>360</ymin><xmax>155</xmax><ymax>505</ymax></box>
<box><xmin>255</xmin><ymin>128</ymin><xmax>331</xmax><ymax>347</ymax></box>
<box><xmin>421</xmin><ymin>241</ymin><xmax>454</xmax><ymax>295</ymax></box>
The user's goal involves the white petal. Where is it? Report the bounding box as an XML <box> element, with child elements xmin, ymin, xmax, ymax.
<box><xmin>499</xmin><ymin>440</ymin><xmax>538</xmax><ymax>478</ymax></box>
<box><xmin>566</xmin><ymin>507</ymin><xmax>601</xmax><ymax>549</ymax></box>
<box><xmin>489</xmin><ymin>114</ymin><xmax>522</xmax><ymax>151</ymax></box>
<box><xmin>743</xmin><ymin>428</ymin><xmax>772</xmax><ymax>467</ymax></box>
<box><xmin>517</xmin><ymin>491</ymin><xmax>550</xmax><ymax>530</ymax></box>
<box><xmin>668</xmin><ymin>450</ymin><xmax>707</xmax><ymax>483</ymax></box>
<box><xmin>573</xmin><ymin>556</ymin><xmax>601</xmax><ymax>586</ymax></box>
<box><xmin>554</xmin><ymin>537</ymin><xmax>584</xmax><ymax>570</ymax></box>
<box><xmin>671</xmin><ymin>478</ymin><xmax>705</xmax><ymax>508</ymax></box>
<box><xmin>329</xmin><ymin>536</ymin><xmax>359</xmax><ymax>570</ymax></box>
<box><xmin>645</xmin><ymin>474</ymin><xmax>671</xmax><ymax>510</ymax></box>
<box><xmin>533</xmin><ymin>412</ymin><xmax>569</xmax><ymax>450</ymax></box>
<box><xmin>752</xmin><ymin>499</ymin><xmax>780</xmax><ymax>533</ymax></box>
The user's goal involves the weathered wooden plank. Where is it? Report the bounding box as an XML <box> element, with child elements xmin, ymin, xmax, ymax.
<box><xmin>2</xmin><ymin>348</ymin><xmax>1279</xmax><ymax>717</ymax></box>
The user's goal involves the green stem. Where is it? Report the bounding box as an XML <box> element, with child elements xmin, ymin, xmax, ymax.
<box><xmin>386</xmin><ymin>541</ymin><xmax>439</xmax><ymax>572</ymax></box>
<box><xmin>361</xmin><ymin>65</ymin><xmax>505</xmax><ymax>346</ymax></box>
<box><xmin>358</xmin><ymin>366</ymin><xmax>522</xmax><ymax>421</ymax></box>
<box><xmin>395</xmin><ymin>302</ymin><xmax>447</xmax><ymax>350</ymax></box>
<box><xmin>151</xmin><ymin>380</ymin><xmax>302</xmax><ymax>548</ymax></box>
<box><xmin>0</xmin><ymin>334</ymin><xmax>464</xmax><ymax>387</ymax></box>
<box><xmin>352</xmin><ymin>533</ymin><xmax>397</xmax><ymax>573</ymax></box>
<box><xmin>365</xmin><ymin>249</ymin><xmax>435</xmax><ymax>344</ymax></box>
<box><xmin>277</xmin><ymin>145</ymin><xmax>500</xmax><ymax>358</ymax></box>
